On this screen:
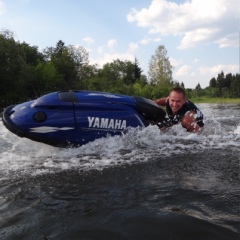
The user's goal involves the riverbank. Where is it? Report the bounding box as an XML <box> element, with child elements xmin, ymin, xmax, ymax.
<box><xmin>190</xmin><ymin>98</ymin><xmax>240</xmax><ymax>104</ymax></box>
<box><xmin>1</xmin><ymin>97</ymin><xmax>240</xmax><ymax>114</ymax></box>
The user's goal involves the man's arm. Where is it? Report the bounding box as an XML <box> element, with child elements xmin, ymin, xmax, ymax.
<box><xmin>153</xmin><ymin>97</ymin><xmax>168</xmax><ymax>106</ymax></box>
<box><xmin>181</xmin><ymin>110</ymin><xmax>204</xmax><ymax>133</ymax></box>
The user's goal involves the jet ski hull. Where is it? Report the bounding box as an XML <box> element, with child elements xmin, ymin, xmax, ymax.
<box><xmin>2</xmin><ymin>91</ymin><xmax>166</xmax><ymax>147</ymax></box>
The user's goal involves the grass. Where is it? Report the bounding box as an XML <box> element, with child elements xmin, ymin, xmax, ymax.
<box><xmin>189</xmin><ymin>97</ymin><xmax>240</xmax><ymax>104</ymax></box>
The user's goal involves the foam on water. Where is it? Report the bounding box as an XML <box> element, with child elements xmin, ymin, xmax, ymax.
<box><xmin>234</xmin><ymin>125</ymin><xmax>240</xmax><ymax>135</ymax></box>
<box><xmin>1</xmin><ymin>103</ymin><xmax>240</xmax><ymax>240</ymax></box>
<box><xmin>0</xmin><ymin>112</ymin><xmax>239</xmax><ymax>179</ymax></box>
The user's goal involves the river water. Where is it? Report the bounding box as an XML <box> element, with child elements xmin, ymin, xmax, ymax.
<box><xmin>0</xmin><ymin>103</ymin><xmax>239</xmax><ymax>240</ymax></box>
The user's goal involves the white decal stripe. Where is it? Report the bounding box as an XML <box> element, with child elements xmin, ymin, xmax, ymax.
<box><xmin>30</xmin><ymin>126</ymin><xmax>74</xmax><ymax>133</ymax></box>
<box><xmin>134</xmin><ymin>114</ymin><xmax>145</xmax><ymax>127</ymax></box>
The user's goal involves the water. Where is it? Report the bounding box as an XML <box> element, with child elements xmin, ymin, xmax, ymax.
<box><xmin>0</xmin><ymin>103</ymin><xmax>239</xmax><ymax>240</ymax></box>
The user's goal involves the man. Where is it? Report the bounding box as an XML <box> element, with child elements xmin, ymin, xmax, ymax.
<box><xmin>154</xmin><ymin>87</ymin><xmax>204</xmax><ymax>132</ymax></box>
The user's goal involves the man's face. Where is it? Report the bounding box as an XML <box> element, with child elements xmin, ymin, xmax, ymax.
<box><xmin>168</xmin><ymin>91</ymin><xmax>186</xmax><ymax>114</ymax></box>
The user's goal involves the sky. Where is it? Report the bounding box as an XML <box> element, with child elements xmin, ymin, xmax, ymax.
<box><xmin>0</xmin><ymin>0</ymin><xmax>239</xmax><ymax>89</ymax></box>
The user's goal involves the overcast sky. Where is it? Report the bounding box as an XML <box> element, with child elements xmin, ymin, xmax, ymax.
<box><xmin>0</xmin><ymin>0</ymin><xmax>239</xmax><ymax>88</ymax></box>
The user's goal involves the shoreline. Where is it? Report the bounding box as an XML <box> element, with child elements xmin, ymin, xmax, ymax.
<box><xmin>189</xmin><ymin>98</ymin><xmax>240</xmax><ymax>104</ymax></box>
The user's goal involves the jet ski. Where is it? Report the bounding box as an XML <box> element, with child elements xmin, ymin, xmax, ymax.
<box><xmin>2</xmin><ymin>91</ymin><xmax>167</xmax><ymax>147</ymax></box>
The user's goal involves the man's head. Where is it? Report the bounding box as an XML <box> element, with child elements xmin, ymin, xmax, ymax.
<box><xmin>168</xmin><ymin>87</ymin><xmax>186</xmax><ymax>114</ymax></box>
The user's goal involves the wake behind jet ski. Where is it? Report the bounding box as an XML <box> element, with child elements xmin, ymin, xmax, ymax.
<box><xmin>2</xmin><ymin>91</ymin><xmax>167</xmax><ymax>147</ymax></box>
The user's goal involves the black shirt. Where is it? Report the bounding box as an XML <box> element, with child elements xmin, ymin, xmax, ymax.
<box><xmin>165</xmin><ymin>99</ymin><xmax>205</xmax><ymax>127</ymax></box>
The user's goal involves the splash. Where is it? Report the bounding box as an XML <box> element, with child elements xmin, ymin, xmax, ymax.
<box><xmin>1</xmin><ymin>100</ymin><xmax>240</xmax><ymax>178</ymax></box>
<box><xmin>0</xmin><ymin>113</ymin><xmax>239</xmax><ymax>179</ymax></box>
<box><xmin>234</xmin><ymin>125</ymin><xmax>240</xmax><ymax>135</ymax></box>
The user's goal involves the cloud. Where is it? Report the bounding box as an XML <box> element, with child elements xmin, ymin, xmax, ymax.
<box><xmin>107</xmin><ymin>39</ymin><xmax>117</xmax><ymax>49</ymax></box>
<box><xmin>214</xmin><ymin>33</ymin><xmax>239</xmax><ymax>48</ymax></box>
<box><xmin>139</xmin><ymin>36</ymin><xmax>161</xmax><ymax>45</ymax></box>
<box><xmin>199</xmin><ymin>64</ymin><xmax>239</xmax><ymax>76</ymax></box>
<box><xmin>128</xmin><ymin>42</ymin><xmax>138</xmax><ymax>52</ymax></box>
<box><xmin>175</xmin><ymin>65</ymin><xmax>192</xmax><ymax>76</ymax></box>
<box><xmin>174</xmin><ymin>63</ymin><xmax>239</xmax><ymax>88</ymax></box>
<box><xmin>90</xmin><ymin>52</ymin><xmax>135</xmax><ymax>68</ymax></box>
<box><xmin>127</xmin><ymin>0</ymin><xmax>239</xmax><ymax>49</ymax></box>
<box><xmin>82</xmin><ymin>37</ymin><xmax>94</xmax><ymax>44</ymax></box>
<box><xmin>140</xmin><ymin>36</ymin><xmax>152</xmax><ymax>45</ymax></box>
<box><xmin>178</xmin><ymin>28</ymin><xmax>218</xmax><ymax>49</ymax></box>
<box><xmin>169</xmin><ymin>57</ymin><xmax>182</xmax><ymax>67</ymax></box>
<box><xmin>153</xmin><ymin>37</ymin><xmax>161</xmax><ymax>42</ymax></box>
<box><xmin>89</xmin><ymin>39</ymin><xmax>135</xmax><ymax>68</ymax></box>
<box><xmin>0</xmin><ymin>0</ymin><xmax>5</xmax><ymax>15</ymax></box>
<box><xmin>95</xmin><ymin>38</ymin><xmax>117</xmax><ymax>55</ymax></box>
<box><xmin>97</xmin><ymin>46</ymin><xmax>104</xmax><ymax>54</ymax></box>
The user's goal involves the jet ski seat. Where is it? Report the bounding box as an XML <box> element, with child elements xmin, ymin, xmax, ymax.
<box><xmin>133</xmin><ymin>96</ymin><xmax>166</xmax><ymax>122</ymax></box>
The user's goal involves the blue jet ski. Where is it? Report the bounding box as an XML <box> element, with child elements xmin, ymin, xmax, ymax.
<box><xmin>2</xmin><ymin>91</ymin><xmax>167</xmax><ymax>147</ymax></box>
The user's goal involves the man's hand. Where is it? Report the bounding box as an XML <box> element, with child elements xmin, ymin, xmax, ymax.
<box><xmin>181</xmin><ymin>110</ymin><xmax>201</xmax><ymax>133</ymax></box>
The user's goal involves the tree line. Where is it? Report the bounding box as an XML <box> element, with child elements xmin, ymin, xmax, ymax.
<box><xmin>1</xmin><ymin>29</ymin><xmax>239</xmax><ymax>108</ymax></box>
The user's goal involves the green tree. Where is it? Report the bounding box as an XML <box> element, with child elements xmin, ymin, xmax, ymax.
<box><xmin>134</xmin><ymin>57</ymin><xmax>142</xmax><ymax>82</ymax></box>
<box><xmin>230</xmin><ymin>73</ymin><xmax>240</xmax><ymax>97</ymax></box>
<box><xmin>209</xmin><ymin>77</ymin><xmax>217</xmax><ymax>88</ymax></box>
<box><xmin>67</xmin><ymin>44</ymin><xmax>89</xmax><ymax>87</ymax></box>
<box><xmin>76</xmin><ymin>64</ymin><xmax>99</xmax><ymax>90</ymax></box>
<box><xmin>33</xmin><ymin>61</ymin><xmax>65</xmax><ymax>92</ymax></box>
<box><xmin>0</xmin><ymin>30</ymin><xmax>42</xmax><ymax>103</ymax></box>
<box><xmin>20</xmin><ymin>42</ymin><xmax>44</xmax><ymax>66</ymax></box>
<box><xmin>216</xmin><ymin>71</ymin><xmax>225</xmax><ymax>96</ymax></box>
<box><xmin>0</xmin><ymin>30</ymin><xmax>21</xmax><ymax>96</ymax></box>
<box><xmin>123</xmin><ymin>60</ymin><xmax>139</xmax><ymax>85</ymax></box>
<box><xmin>95</xmin><ymin>59</ymin><xmax>143</xmax><ymax>92</ymax></box>
<box><xmin>225</xmin><ymin>73</ymin><xmax>232</xmax><ymax>89</ymax></box>
<box><xmin>148</xmin><ymin>45</ymin><xmax>173</xmax><ymax>86</ymax></box>
<box><xmin>98</xmin><ymin>61</ymin><xmax>120</xmax><ymax>91</ymax></box>
<box><xmin>195</xmin><ymin>83</ymin><xmax>202</xmax><ymax>90</ymax></box>
<box><xmin>44</xmin><ymin>40</ymin><xmax>78</xmax><ymax>88</ymax></box>
<box><xmin>136</xmin><ymin>74</ymin><xmax>148</xmax><ymax>87</ymax></box>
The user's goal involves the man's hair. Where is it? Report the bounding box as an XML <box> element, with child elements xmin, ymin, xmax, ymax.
<box><xmin>169</xmin><ymin>87</ymin><xmax>186</xmax><ymax>98</ymax></box>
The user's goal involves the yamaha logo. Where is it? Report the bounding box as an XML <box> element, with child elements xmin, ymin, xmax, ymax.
<box><xmin>88</xmin><ymin>117</ymin><xmax>127</xmax><ymax>130</ymax></box>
